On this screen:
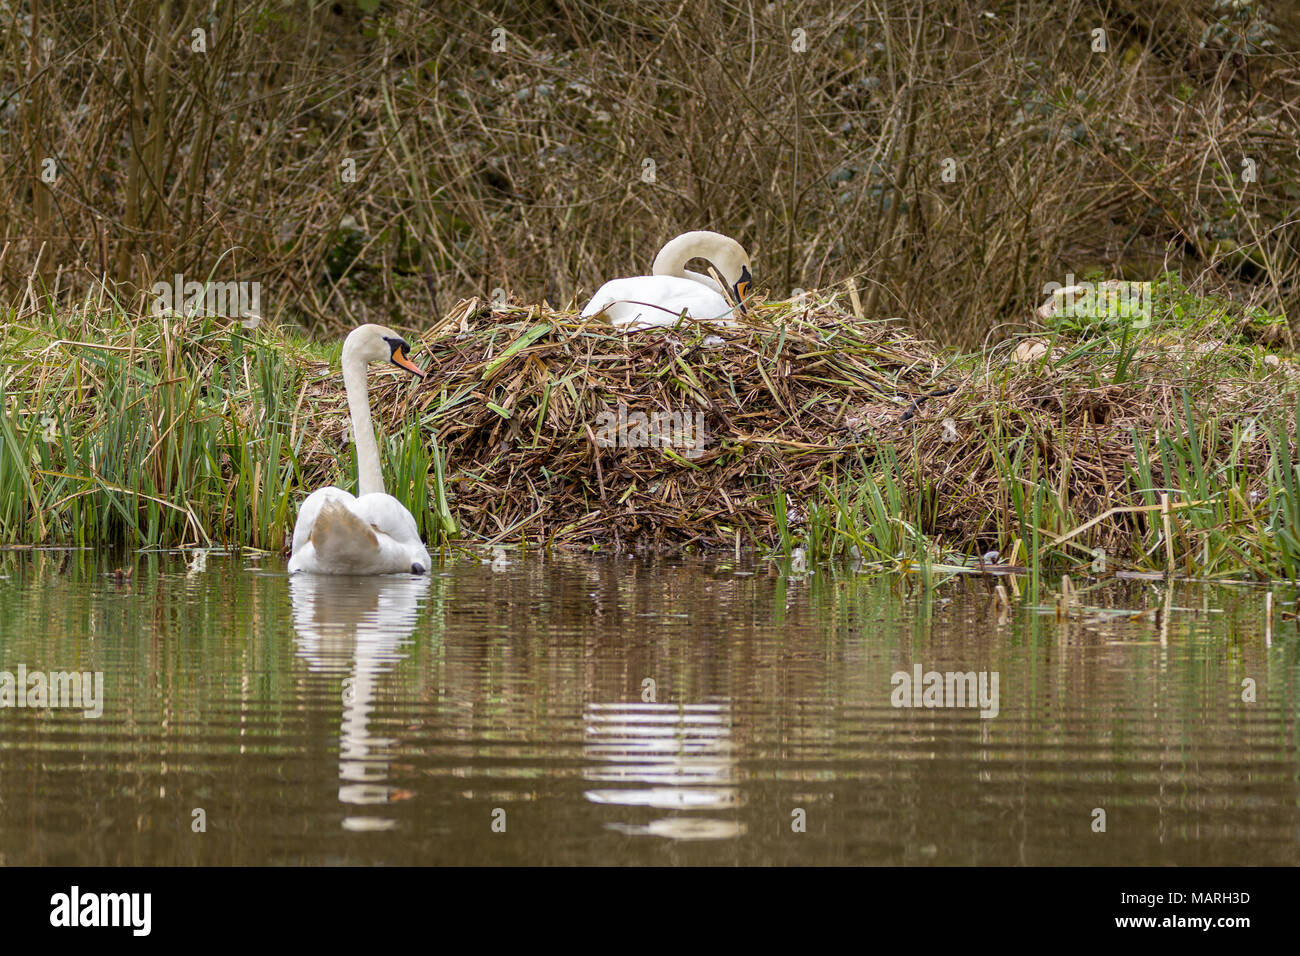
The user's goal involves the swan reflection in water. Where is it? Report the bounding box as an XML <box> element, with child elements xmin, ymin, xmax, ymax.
<box><xmin>289</xmin><ymin>573</ymin><xmax>428</xmax><ymax>831</ymax></box>
<box><xmin>583</xmin><ymin>700</ymin><xmax>744</xmax><ymax>841</ymax></box>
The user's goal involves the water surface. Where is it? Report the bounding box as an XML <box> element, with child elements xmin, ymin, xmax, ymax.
<box><xmin>0</xmin><ymin>549</ymin><xmax>1296</xmax><ymax>865</ymax></box>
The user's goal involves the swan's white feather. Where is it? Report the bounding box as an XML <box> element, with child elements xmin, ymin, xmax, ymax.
<box><xmin>683</xmin><ymin>269</ymin><xmax>726</xmax><ymax>296</ymax></box>
<box><xmin>580</xmin><ymin>275</ymin><xmax>738</xmax><ymax>329</ymax></box>
<box><xmin>289</xmin><ymin>486</ymin><xmax>430</xmax><ymax>575</ymax></box>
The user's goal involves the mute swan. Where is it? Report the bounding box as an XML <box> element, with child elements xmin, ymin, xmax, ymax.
<box><xmin>580</xmin><ymin>231</ymin><xmax>752</xmax><ymax>330</ymax></box>
<box><xmin>288</xmin><ymin>324</ymin><xmax>432</xmax><ymax>576</ymax></box>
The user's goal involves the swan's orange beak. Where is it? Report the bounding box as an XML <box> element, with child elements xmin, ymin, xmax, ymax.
<box><xmin>391</xmin><ymin>346</ymin><xmax>425</xmax><ymax>379</ymax></box>
<box><xmin>733</xmin><ymin>264</ymin><xmax>753</xmax><ymax>314</ymax></box>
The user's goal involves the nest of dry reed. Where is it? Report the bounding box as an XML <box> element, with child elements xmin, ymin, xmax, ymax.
<box><xmin>290</xmin><ymin>295</ymin><xmax>1293</xmax><ymax>557</ymax></box>
<box><xmin>367</xmin><ymin>296</ymin><xmax>951</xmax><ymax>550</ymax></box>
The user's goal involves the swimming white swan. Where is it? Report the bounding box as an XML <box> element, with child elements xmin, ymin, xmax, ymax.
<box><xmin>288</xmin><ymin>324</ymin><xmax>432</xmax><ymax>575</ymax></box>
<box><xmin>580</xmin><ymin>231</ymin><xmax>752</xmax><ymax>330</ymax></box>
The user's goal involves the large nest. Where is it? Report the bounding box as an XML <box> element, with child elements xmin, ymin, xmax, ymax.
<box><xmin>362</xmin><ymin>296</ymin><xmax>952</xmax><ymax>550</ymax></box>
<box><xmin>291</xmin><ymin>295</ymin><xmax>1295</xmax><ymax>558</ymax></box>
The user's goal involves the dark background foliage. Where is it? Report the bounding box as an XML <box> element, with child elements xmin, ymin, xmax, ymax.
<box><xmin>3</xmin><ymin>0</ymin><xmax>1297</xmax><ymax>342</ymax></box>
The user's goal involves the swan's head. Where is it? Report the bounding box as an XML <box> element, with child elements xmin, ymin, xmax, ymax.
<box><xmin>732</xmin><ymin>263</ymin><xmax>753</xmax><ymax>314</ymax></box>
<box><xmin>342</xmin><ymin>323</ymin><xmax>425</xmax><ymax>379</ymax></box>
<box><xmin>654</xmin><ymin>231</ymin><xmax>753</xmax><ymax>313</ymax></box>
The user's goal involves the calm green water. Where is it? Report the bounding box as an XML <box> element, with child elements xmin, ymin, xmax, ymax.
<box><xmin>0</xmin><ymin>548</ymin><xmax>1297</xmax><ymax>865</ymax></box>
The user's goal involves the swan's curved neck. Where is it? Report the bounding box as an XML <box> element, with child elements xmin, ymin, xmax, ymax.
<box><xmin>650</xmin><ymin>233</ymin><xmax>704</xmax><ymax>279</ymax></box>
<box><xmin>342</xmin><ymin>352</ymin><xmax>385</xmax><ymax>497</ymax></box>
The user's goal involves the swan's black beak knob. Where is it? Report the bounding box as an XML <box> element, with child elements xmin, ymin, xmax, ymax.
<box><xmin>733</xmin><ymin>265</ymin><xmax>752</xmax><ymax>315</ymax></box>
<box><xmin>390</xmin><ymin>340</ymin><xmax>426</xmax><ymax>379</ymax></box>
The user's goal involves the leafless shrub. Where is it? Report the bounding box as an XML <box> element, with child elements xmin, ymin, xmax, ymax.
<box><xmin>2</xmin><ymin>0</ymin><xmax>1297</xmax><ymax>343</ymax></box>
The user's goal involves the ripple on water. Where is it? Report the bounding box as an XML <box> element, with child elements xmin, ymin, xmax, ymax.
<box><xmin>0</xmin><ymin>550</ymin><xmax>1295</xmax><ymax>864</ymax></box>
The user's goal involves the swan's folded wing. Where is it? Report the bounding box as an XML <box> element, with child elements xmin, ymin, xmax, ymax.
<box><xmin>351</xmin><ymin>493</ymin><xmax>422</xmax><ymax>546</ymax></box>
<box><xmin>683</xmin><ymin>269</ymin><xmax>726</xmax><ymax>296</ymax></box>
<box><xmin>291</xmin><ymin>486</ymin><xmax>356</xmax><ymax>554</ymax></box>
<box><xmin>580</xmin><ymin>276</ymin><xmax>733</xmax><ymax>326</ymax></box>
<box><xmin>579</xmin><ymin>279</ymin><xmax>627</xmax><ymax>318</ymax></box>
